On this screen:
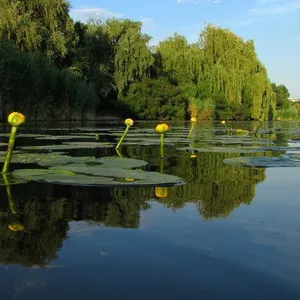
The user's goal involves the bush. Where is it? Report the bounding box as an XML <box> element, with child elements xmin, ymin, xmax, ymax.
<box><xmin>120</xmin><ymin>77</ymin><xmax>188</xmax><ymax>120</ymax></box>
<box><xmin>276</xmin><ymin>106</ymin><xmax>298</xmax><ymax>120</ymax></box>
<box><xmin>0</xmin><ymin>41</ymin><xmax>98</xmax><ymax>120</ymax></box>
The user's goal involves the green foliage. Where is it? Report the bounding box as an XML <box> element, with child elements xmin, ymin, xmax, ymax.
<box><xmin>155</xmin><ymin>34</ymin><xmax>203</xmax><ymax>86</ymax></box>
<box><xmin>293</xmin><ymin>102</ymin><xmax>300</xmax><ymax>117</ymax></box>
<box><xmin>0</xmin><ymin>41</ymin><xmax>97</xmax><ymax>120</ymax></box>
<box><xmin>0</xmin><ymin>0</ymin><xmax>75</xmax><ymax>67</ymax></box>
<box><xmin>105</xmin><ymin>19</ymin><xmax>154</xmax><ymax>95</ymax></box>
<box><xmin>0</xmin><ymin>1</ymin><xmax>289</xmax><ymax>120</ymax></box>
<box><xmin>120</xmin><ymin>77</ymin><xmax>188</xmax><ymax>120</ymax></box>
<box><xmin>272</xmin><ymin>83</ymin><xmax>290</xmax><ymax>110</ymax></box>
<box><xmin>198</xmin><ymin>98</ymin><xmax>215</xmax><ymax>120</ymax></box>
<box><xmin>276</xmin><ymin>106</ymin><xmax>297</xmax><ymax>120</ymax></box>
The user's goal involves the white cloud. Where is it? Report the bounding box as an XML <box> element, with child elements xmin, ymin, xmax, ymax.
<box><xmin>70</xmin><ymin>7</ymin><xmax>123</xmax><ymax>22</ymax></box>
<box><xmin>250</xmin><ymin>2</ymin><xmax>300</xmax><ymax>16</ymax></box>
<box><xmin>177</xmin><ymin>0</ymin><xmax>219</xmax><ymax>4</ymax></box>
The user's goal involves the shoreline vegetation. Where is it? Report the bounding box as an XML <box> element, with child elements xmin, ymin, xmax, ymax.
<box><xmin>0</xmin><ymin>0</ymin><xmax>297</xmax><ymax>122</ymax></box>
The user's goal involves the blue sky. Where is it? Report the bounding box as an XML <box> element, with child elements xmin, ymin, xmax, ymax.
<box><xmin>69</xmin><ymin>0</ymin><xmax>300</xmax><ymax>97</ymax></box>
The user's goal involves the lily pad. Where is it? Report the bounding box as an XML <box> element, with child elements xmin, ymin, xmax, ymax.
<box><xmin>0</xmin><ymin>152</ymin><xmax>96</xmax><ymax>167</ymax></box>
<box><xmin>20</xmin><ymin>142</ymin><xmax>113</xmax><ymax>150</ymax></box>
<box><xmin>177</xmin><ymin>146</ymin><xmax>264</xmax><ymax>153</ymax></box>
<box><xmin>13</xmin><ymin>165</ymin><xmax>183</xmax><ymax>187</ymax></box>
<box><xmin>223</xmin><ymin>156</ymin><xmax>300</xmax><ymax>168</ymax></box>
<box><xmin>95</xmin><ymin>156</ymin><xmax>148</xmax><ymax>169</ymax></box>
<box><xmin>35</xmin><ymin>135</ymin><xmax>93</xmax><ymax>140</ymax></box>
<box><xmin>0</xmin><ymin>173</ymin><xmax>28</xmax><ymax>186</ymax></box>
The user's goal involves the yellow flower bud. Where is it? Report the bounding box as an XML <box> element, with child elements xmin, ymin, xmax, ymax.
<box><xmin>124</xmin><ymin>118</ymin><xmax>134</xmax><ymax>127</ymax></box>
<box><xmin>191</xmin><ymin>117</ymin><xmax>197</xmax><ymax>122</ymax></box>
<box><xmin>8</xmin><ymin>223</ymin><xmax>24</xmax><ymax>232</ymax></box>
<box><xmin>8</xmin><ymin>112</ymin><xmax>26</xmax><ymax>126</ymax></box>
<box><xmin>124</xmin><ymin>178</ymin><xmax>134</xmax><ymax>182</ymax></box>
<box><xmin>156</xmin><ymin>123</ymin><xmax>169</xmax><ymax>133</ymax></box>
<box><xmin>221</xmin><ymin>120</ymin><xmax>226</xmax><ymax>125</ymax></box>
<box><xmin>191</xmin><ymin>154</ymin><xmax>197</xmax><ymax>158</ymax></box>
<box><xmin>155</xmin><ymin>187</ymin><xmax>168</xmax><ymax>198</ymax></box>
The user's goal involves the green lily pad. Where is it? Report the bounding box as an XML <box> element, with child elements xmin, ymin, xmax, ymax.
<box><xmin>235</xmin><ymin>129</ymin><xmax>250</xmax><ymax>135</ymax></box>
<box><xmin>96</xmin><ymin>156</ymin><xmax>148</xmax><ymax>169</ymax></box>
<box><xmin>13</xmin><ymin>166</ymin><xmax>183</xmax><ymax>187</ymax></box>
<box><xmin>223</xmin><ymin>156</ymin><xmax>300</xmax><ymax>168</ymax></box>
<box><xmin>11</xmin><ymin>155</ymin><xmax>183</xmax><ymax>187</ymax></box>
<box><xmin>177</xmin><ymin>146</ymin><xmax>264</xmax><ymax>153</ymax></box>
<box><xmin>35</xmin><ymin>135</ymin><xmax>93</xmax><ymax>140</ymax></box>
<box><xmin>20</xmin><ymin>142</ymin><xmax>113</xmax><ymax>150</ymax></box>
<box><xmin>243</xmin><ymin>146</ymin><xmax>300</xmax><ymax>152</ymax></box>
<box><xmin>0</xmin><ymin>152</ymin><xmax>95</xmax><ymax>167</ymax></box>
<box><xmin>0</xmin><ymin>173</ymin><xmax>28</xmax><ymax>185</ymax></box>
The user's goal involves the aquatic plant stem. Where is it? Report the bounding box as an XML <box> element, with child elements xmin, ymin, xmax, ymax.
<box><xmin>115</xmin><ymin>148</ymin><xmax>123</xmax><ymax>158</ymax></box>
<box><xmin>160</xmin><ymin>156</ymin><xmax>164</xmax><ymax>173</ymax></box>
<box><xmin>2</xmin><ymin>174</ymin><xmax>17</xmax><ymax>214</ymax></box>
<box><xmin>116</xmin><ymin>125</ymin><xmax>130</xmax><ymax>150</ymax></box>
<box><xmin>160</xmin><ymin>133</ymin><xmax>165</xmax><ymax>158</ymax></box>
<box><xmin>2</xmin><ymin>126</ymin><xmax>18</xmax><ymax>173</ymax></box>
<box><xmin>187</xmin><ymin>121</ymin><xmax>195</xmax><ymax>138</ymax></box>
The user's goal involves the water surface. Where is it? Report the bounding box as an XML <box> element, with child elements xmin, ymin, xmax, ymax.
<box><xmin>0</xmin><ymin>120</ymin><xmax>300</xmax><ymax>299</ymax></box>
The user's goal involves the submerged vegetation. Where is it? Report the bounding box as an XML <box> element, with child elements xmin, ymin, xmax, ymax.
<box><xmin>0</xmin><ymin>0</ymin><xmax>292</xmax><ymax>121</ymax></box>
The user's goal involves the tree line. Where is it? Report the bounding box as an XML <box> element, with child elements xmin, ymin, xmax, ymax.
<box><xmin>0</xmin><ymin>0</ymin><xmax>291</xmax><ymax>120</ymax></box>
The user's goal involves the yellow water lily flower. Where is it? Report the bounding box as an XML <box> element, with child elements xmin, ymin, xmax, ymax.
<box><xmin>156</xmin><ymin>123</ymin><xmax>169</xmax><ymax>133</ymax></box>
<box><xmin>8</xmin><ymin>112</ymin><xmax>26</xmax><ymax>126</ymax></box>
<box><xmin>191</xmin><ymin>154</ymin><xmax>197</xmax><ymax>158</ymax></box>
<box><xmin>191</xmin><ymin>117</ymin><xmax>197</xmax><ymax>122</ymax></box>
<box><xmin>8</xmin><ymin>223</ymin><xmax>24</xmax><ymax>232</ymax></box>
<box><xmin>124</xmin><ymin>178</ymin><xmax>134</xmax><ymax>182</ymax></box>
<box><xmin>125</xmin><ymin>118</ymin><xmax>134</xmax><ymax>127</ymax></box>
<box><xmin>221</xmin><ymin>120</ymin><xmax>226</xmax><ymax>125</ymax></box>
<box><xmin>155</xmin><ymin>187</ymin><xmax>168</xmax><ymax>198</ymax></box>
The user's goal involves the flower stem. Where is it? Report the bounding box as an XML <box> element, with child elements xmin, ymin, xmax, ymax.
<box><xmin>2</xmin><ymin>174</ymin><xmax>16</xmax><ymax>214</ymax></box>
<box><xmin>115</xmin><ymin>148</ymin><xmax>123</xmax><ymax>158</ymax></box>
<box><xmin>115</xmin><ymin>125</ymin><xmax>130</xmax><ymax>150</ymax></box>
<box><xmin>160</xmin><ymin>133</ymin><xmax>164</xmax><ymax>158</ymax></box>
<box><xmin>187</xmin><ymin>121</ymin><xmax>195</xmax><ymax>138</ymax></box>
<box><xmin>2</xmin><ymin>126</ymin><xmax>18</xmax><ymax>173</ymax></box>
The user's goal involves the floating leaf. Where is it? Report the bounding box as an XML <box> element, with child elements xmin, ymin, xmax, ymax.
<box><xmin>13</xmin><ymin>167</ymin><xmax>183</xmax><ymax>187</ymax></box>
<box><xmin>35</xmin><ymin>135</ymin><xmax>93</xmax><ymax>140</ymax></box>
<box><xmin>177</xmin><ymin>146</ymin><xmax>264</xmax><ymax>153</ymax></box>
<box><xmin>223</xmin><ymin>156</ymin><xmax>300</xmax><ymax>168</ymax></box>
<box><xmin>0</xmin><ymin>152</ymin><xmax>95</xmax><ymax>167</ymax></box>
<box><xmin>236</xmin><ymin>129</ymin><xmax>249</xmax><ymax>135</ymax></box>
<box><xmin>0</xmin><ymin>173</ymin><xmax>28</xmax><ymax>185</ymax></box>
<box><xmin>20</xmin><ymin>142</ymin><xmax>113</xmax><ymax>150</ymax></box>
<box><xmin>96</xmin><ymin>156</ymin><xmax>148</xmax><ymax>169</ymax></box>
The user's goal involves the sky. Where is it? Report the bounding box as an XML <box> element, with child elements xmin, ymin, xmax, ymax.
<box><xmin>69</xmin><ymin>0</ymin><xmax>300</xmax><ymax>98</ymax></box>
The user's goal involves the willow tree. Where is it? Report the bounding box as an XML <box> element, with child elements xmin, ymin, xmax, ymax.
<box><xmin>156</xmin><ymin>34</ymin><xmax>203</xmax><ymax>92</ymax></box>
<box><xmin>0</xmin><ymin>0</ymin><xmax>75</xmax><ymax>66</ymax></box>
<box><xmin>199</xmin><ymin>25</ymin><xmax>275</xmax><ymax>120</ymax></box>
<box><xmin>104</xmin><ymin>19</ymin><xmax>154</xmax><ymax>95</ymax></box>
<box><xmin>71</xmin><ymin>20</ymin><xmax>115</xmax><ymax>106</ymax></box>
<box><xmin>155</xmin><ymin>34</ymin><xmax>207</xmax><ymax>118</ymax></box>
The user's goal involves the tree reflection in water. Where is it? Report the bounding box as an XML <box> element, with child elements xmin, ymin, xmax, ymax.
<box><xmin>0</xmin><ymin>148</ymin><xmax>266</xmax><ymax>266</ymax></box>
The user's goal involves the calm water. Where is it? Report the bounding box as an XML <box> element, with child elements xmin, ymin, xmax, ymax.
<box><xmin>0</xmin><ymin>120</ymin><xmax>300</xmax><ymax>299</ymax></box>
